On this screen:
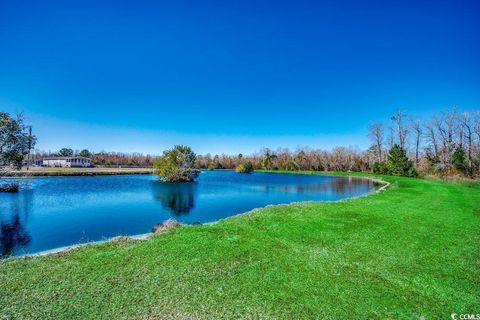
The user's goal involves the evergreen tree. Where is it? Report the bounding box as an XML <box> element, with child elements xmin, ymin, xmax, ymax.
<box><xmin>451</xmin><ymin>147</ymin><xmax>466</xmax><ymax>173</ymax></box>
<box><xmin>387</xmin><ymin>144</ymin><xmax>417</xmax><ymax>177</ymax></box>
<box><xmin>79</xmin><ymin>149</ymin><xmax>91</xmax><ymax>158</ymax></box>
<box><xmin>57</xmin><ymin>148</ymin><xmax>74</xmax><ymax>157</ymax></box>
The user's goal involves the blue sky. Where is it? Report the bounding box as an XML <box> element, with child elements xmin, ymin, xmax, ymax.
<box><xmin>1</xmin><ymin>0</ymin><xmax>479</xmax><ymax>155</ymax></box>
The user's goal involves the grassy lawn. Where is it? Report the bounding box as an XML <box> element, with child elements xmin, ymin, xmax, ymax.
<box><xmin>1</xmin><ymin>172</ymin><xmax>479</xmax><ymax>319</ymax></box>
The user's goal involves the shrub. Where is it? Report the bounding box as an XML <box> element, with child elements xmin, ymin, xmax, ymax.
<box><xmin>372</xmin><ymin>162</ymin><xmax>389</xmax><ymax>174</ymax></box>
<box><xmin>406</xmin><ymin>163</ymin><xmax>418</xmax><ymax>177</ymax></box>
<box><xmin>417</xmin><ymin>157</ymin><xmax>434</xmax><ymax>177</ymax></box>
<box><xmin>207</xmin><ymin>164</ymin><xmax>215</xmax><ymax>170</ymax></box>
<box><xmin>235</xmin><ymin>161</ymin><xmax>254</xmax><ymax>173</ymax></box>
<box><xmin>153</xmin><ymin>145</ymin><xmax>200</xmax><ymax>182</ymax></box>
<box><xmin>282</xmin><ymin>160</ymin><xmax>299</xmax><ymax>171</ymax></box>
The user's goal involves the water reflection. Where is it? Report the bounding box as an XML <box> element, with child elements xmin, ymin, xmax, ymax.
<box><xmin>153</xmin><ymin>182</ymin><xmax>197</xmax><ymax>215</ymax></box>
<box><xmin>263</xmin><ymin>177</ymin><xmax>372</xmax><ymax>195</ymax></box>
<box><xmin>0</xmin><ymin>172</ymin><xmax>375</xmax><ymax>256</ymax></box>
<box><xmin>0</xmin><ymin>214</ymin><xmax>31</xmax><ymax>257</ymax></box>
<box><xmin>0</xmin><ymin>188</ymin><xmax>34</xmax><ymax>258</ymax></box>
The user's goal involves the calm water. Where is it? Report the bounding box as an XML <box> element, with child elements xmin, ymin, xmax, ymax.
<box><xmin>0</xmin><ymin>171</ymin><xmax>374</xmax><ymax>257</ymax></box>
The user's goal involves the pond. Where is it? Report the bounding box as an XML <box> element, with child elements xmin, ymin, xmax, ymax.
<box><xmin>0</xmin><ymin>171</ymin><xmax>375</xmax><ymax>257</ymax></box>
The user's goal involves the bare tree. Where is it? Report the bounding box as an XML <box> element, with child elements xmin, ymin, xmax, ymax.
<box><xmin>410</xmin><ymin>118</ymin><xmax>422</xmax><ymax>166</ymax></box>
<box><xmin>459</xmin><ymin>112</ymin><xmax>473</xmax><ymax>174</ymax></box>
<box><xmin>473</xmin><ymin>111</ymin><xmax>480</xmax><ymax>171</ymax></box>
<box><xmin>368</xmin><ymin>122</ymin><xmax>384</xmax><ymax>162</ymax></box>
<box><xmin>444</xmin><ymin>109</ymin><xmax>457</xmax><ymax>149</ymax></box>
<box><xmin>391</xmin><ymin>109</ymin><xmax>408</xmax><ymax>149</ymax></box>
<box><xmin>424</xmin><ymin>121</ymin><xmax>439</xmax><ymax>161</ymax></box>
<box><xmin>474</xmin><ymin>111</ymin><xmax>480</xmax><ymax>142</ymax></box>
<box><xmin>433</xmin><ymin>110</ymin><xmax>457</xmax><ymax>167</ymax></box>
<box><xmin>387</xmin><ymin>125</ymin><xmax>395</xmax><ymax>149</ymax></box>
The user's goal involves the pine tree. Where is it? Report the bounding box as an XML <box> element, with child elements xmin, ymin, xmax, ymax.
<box><xmin>451</xmin><ymin>147</ymin><xmax>466</xmax><ymax>173</ymax></box>
<box><xmin>387</xmin><ymin>144</ymin><xmax>417</xmax><ymax>177</ymax></box>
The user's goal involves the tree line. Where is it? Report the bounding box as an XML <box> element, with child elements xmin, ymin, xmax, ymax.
<box><xmin>2</xmin><ymin>108</ymin><xmax>480</xmax><ymax>178</ymax></box>
<box><xmin>368</xmin><ymin>109</ymin><xmax>480</xmax><ymax>177</ymax></box>
<box><xmin>196</xmin><ymin>108</ymin><xmax>480</xmax><ymax>177</ymax></box>
<box><xmin>30</xmin><ymin>149</ymin><xmax>155</xmax><ymax>167</ymax></box>
<box><xmin>195</xmin><ymin>147</ymin><xmax>372</xmax><ymax>172</ymax></box>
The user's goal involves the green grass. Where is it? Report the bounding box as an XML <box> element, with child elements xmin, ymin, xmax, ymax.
<box><xmin>1</xmin><ymin>172</ymin><xmax>479</xmax><ymax>319</ymax></box>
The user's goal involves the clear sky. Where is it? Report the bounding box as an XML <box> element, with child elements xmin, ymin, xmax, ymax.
<box><xmin>0</xmin><ymin>0</ymin><xmax>479</xmax><ymax>155</ymax></box>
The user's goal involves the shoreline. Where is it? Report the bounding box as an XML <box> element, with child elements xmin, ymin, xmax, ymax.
<box><xmin>9</xmin><ymin>173</ymin><xmax>389</xmax><ymax>259</ymax></box>
<box><xmin>1</xmin><ymin>167</ymin><xmax>154</xmax><ymax>177</ymax></box>
<box><xmin>18</xmin><ymin>233</ymin><xmax>152</xmax><ymax>258</ymax></box>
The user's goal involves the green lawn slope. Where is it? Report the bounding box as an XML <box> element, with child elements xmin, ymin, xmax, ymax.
<box><xmin>1</xmin><ymin>173</ymin><xmax>479</xmax><ymax>319</ymax></box>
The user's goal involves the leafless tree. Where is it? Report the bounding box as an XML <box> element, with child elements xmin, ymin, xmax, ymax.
<box><xmin>459</xmin><ymin>112</ymin><xmax>473</xmax><ymax>174</ymax></box>
<box><xmin>387</xmin><ymin>125</ymin><xmax>395</xmax><ymax>149</ymax></box>
<box><xmin>410</xmin><ymin>118</ymin><xmax>422</xmax><ymax>166</ymax></box>
<box><xmin>444</xmin><ymin>109</ymin><xmax>458</xmax><ymax>148</ymax></box>
<box><xmin>424</xmin><ymin>121</ymin><xmax>439</xmax><ymax>161</ymax></box>
<box><xmin>391</xmin><ymin>109</ymin><xmax>408</xmax><ymax>149</ymax></box>
<box><xmin>474</xmin><ymin>111</ymin><xmax>480</xmax><ymax>142</ymax></box>
<box><xmin>368</xmin><ymin>122</ymin><xmax>384</xmax><ymax>162</ymax></box>
<box><xmin>432</xmin><ymin>110</ymin><xmax>457</xmax><ymax>167</ymax></box>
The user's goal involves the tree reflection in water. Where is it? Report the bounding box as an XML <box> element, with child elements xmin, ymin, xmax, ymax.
<box><xmin>0</xmin><ymin>187</ymin><xmax>33</xmax><ymax>257</ymax></box>
<box><xmin>153</xmin><ymin>181</ymin><xmax>197</xmax><ymax>215</ymax></box>
<box><xmin>263</xmin><ymin>177</ymin><xmax>372</xmax><ymax>195</ymax></box>
<box><xmin>0</xmin><ymin>214</ymin><xmax>31</xmax><ymax>257</ymax></box>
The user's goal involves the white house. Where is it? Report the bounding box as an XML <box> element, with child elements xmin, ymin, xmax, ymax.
<box><xmin>42</xmin><ymin>157</ymin><xmax>93</xmax><ymax>168</ymax></box>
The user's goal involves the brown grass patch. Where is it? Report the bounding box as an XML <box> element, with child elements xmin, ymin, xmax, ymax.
<box><xmin>152</xmin><ymin>219</ymin><xmax>180</xmax><ymax>234</ymax></box>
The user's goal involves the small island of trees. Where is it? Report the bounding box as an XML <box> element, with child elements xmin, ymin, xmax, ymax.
<box><xmin>153</xmin><ymin>145</ymin><xmax>200</xmax><ymax>182</ymax></box>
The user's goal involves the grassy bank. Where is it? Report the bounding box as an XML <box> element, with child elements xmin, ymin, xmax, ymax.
<box><xmin>1</xmin><ymin>167</ymin><xmax>153</xmax><ymax>177</ymax></box>
<box><xmin>1</xmin><ymin>172</ymin><xmax>479</xmax><ymax>319</ymax></box>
